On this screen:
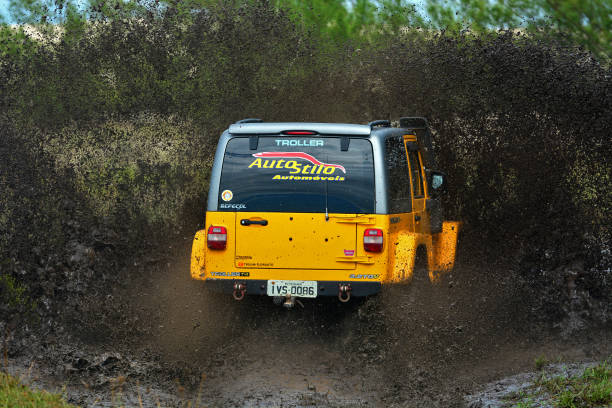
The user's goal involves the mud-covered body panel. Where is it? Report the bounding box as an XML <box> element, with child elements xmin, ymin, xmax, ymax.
<box><xmin>192</xmin><ymin>213</ymin><xmax>460</xmax><ymax>289</ymax></box>
<box><xmin>199</xmin><ymin>212</ymin><xmax>389</xmax><ymax>284</ymax></box>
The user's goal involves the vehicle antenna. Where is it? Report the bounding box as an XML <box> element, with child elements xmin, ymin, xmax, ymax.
<box><xmin>325</xmin><ymin>154</ymin><xmax>329</xmax><ymax>221</ymax></box>
<box><xmin>325</xmin><ymin>180</ymin><xmax>329</xmax><ymax>221</ymax></box>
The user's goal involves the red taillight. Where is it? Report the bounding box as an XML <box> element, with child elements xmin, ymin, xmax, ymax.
<box><xmin>207</xmin><ymin>225</ymin><xmax>227</xmax><ymax>250</ymax></box>
<box><xmin>364</xmin><ymin>228</ymin><xmax>383</xmax><ymax>252</ymax></box>
<box><xmin>283</xmin><ymin>131</ymin><xmax>317</xmax><ymax>135</ymax></box>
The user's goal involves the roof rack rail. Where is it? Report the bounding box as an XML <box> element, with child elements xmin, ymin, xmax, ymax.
<box><xmin>368</xmin><ymin>120</ymin><xmax>391</xmax><ymax>128</ymax></box>
<box><xmin>235</xmin><ymin>118</ymin><xmax>263</xmax><ymax>124</ymax></box>
<box><xmin>399</xmin><ymin>117</ymin><xmax>428</xmax><ymax>129</ymax></box>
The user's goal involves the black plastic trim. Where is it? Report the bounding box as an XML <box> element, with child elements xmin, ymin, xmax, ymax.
<box><xmin>249</xmin><ymin>135</ymin><xmax>258</xmax><ymax>150</ymax></box>
<box><xmin>399</xmin><ymin>117</ymin><xmax>428</xmax><ymax>129</ymax></box>
<box><xmin>368</xmin><ymin>120</ymin><xmax>391</xmax><ymax>128</ymax></box>
<box><xmin>340</xmin><ymin>136</ymin><xmax>350</xmax><ymax>151</ymax></box>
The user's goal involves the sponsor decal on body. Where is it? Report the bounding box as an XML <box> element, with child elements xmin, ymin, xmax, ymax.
<box><xmin>211</xmin><ymin>271</ymin><xmax>250</xmax><ymax>277</ymax></box>
<box><xmin>238</xmin><ymin>262</ymin><xmax>274</xmax><ymax>267</ymax></box>
<box><xmin>349</xmin><ymin>274</ymin><xmax>380</xmax><ymax>280</ymax></box>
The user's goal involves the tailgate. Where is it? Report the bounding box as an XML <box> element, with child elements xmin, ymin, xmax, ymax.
<box><xmin>235</xmin><ymin>212</ymin><xmax>357</xmax><ymax>270</ymax></box>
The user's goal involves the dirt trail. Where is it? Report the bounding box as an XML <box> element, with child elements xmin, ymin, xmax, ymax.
<box><xmin>97</xmin><ymin>244</ymin><xmax>609</xmax><ymax>407</ymax></box>
<box><xmin>6</xmin><ymin>243</ymin><xmax>610</xmax><ymax>407</ymax></box>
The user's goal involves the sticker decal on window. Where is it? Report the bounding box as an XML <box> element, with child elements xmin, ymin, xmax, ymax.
<box><xmin>221</xmin><ymin>189</ymin><xmax>233</xmax><ymax>201</ymax></box>
<box><xmin>220</xmin><ymin>203</ymin><xmax>246</xmax><ymax>209</ymax></box>
<box><xmin>274</xmin><ymin>139</ymin><xmax>324</xmax><ymax>147</ymax></box>
<box><xmin>248</xmin><ymin>152</ymin><xmax>347</xmax><ymax>181</ymax></box>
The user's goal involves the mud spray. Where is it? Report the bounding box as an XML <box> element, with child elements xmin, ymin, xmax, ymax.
<box><xmin>0</xmin><ymin>2</ymin><xmax>610</xmax><ymax>406</ymax></box>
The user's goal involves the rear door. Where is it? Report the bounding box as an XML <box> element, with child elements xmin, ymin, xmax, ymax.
<box><xmin>218</xmin><ymin>136</ymin><xmax>375</xmax><ymax>270</ymax></box>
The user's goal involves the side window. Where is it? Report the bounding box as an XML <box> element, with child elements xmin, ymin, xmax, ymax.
<box><xmin>407</xmin><ymin>150</ymin><xmax>425</xmax><ymax>198</ymax></box>
<box><xmin>385</xmin><ymin>136</ymin><xmax>412</xmax><ymax>213</ymax></box>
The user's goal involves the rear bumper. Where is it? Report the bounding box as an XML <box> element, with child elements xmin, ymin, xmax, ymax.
<box><xmin>204</xmin><ymin>279</ymin><xmax>381</xmax><ymax>297</ymax></box>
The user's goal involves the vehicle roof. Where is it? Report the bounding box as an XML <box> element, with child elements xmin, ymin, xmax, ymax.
<box><xmin>227</xmin><ymin>122</ymin><xmax>415</xmax><ymax>144</ymax></box>
<box><xmin>228</xmin><ymin>122</ymin><xmax>373</xmax><ymax>136</ymax></box>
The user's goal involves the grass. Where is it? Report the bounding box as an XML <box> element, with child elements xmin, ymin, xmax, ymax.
<box><xmin>510</xmin><ymin>360</ymin><xmax>612</xmax><ymax>408</ymax></box>
<box><xmin>0</xmin><ymin>367</ymin><xmax>208</xmax><ymax>408</ymax></box>
<box><xmin>0</xmin><ymin>371</ymin><xmax>75</xmax><ymax>408</ymax></box>
<box><xmin>536</xmin><ymin>361</ymin><xmax>612</xmax><ymax>408</ymax></box>
<box><xmin>535</xmin><ymin>355</ymin><xmax>549</xmax><ymax>370</ymax></box>
<box><xmin>0</xmin><ymin>274</ymin><xmax>36</xmax><ymax>315</ymax></box>
<box><xmin>513</xmin><ymin>398</ymin><xmax>537</xmax><ymax>408</ymax></box>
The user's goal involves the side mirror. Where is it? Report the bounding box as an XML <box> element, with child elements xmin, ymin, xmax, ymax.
<box><xmin>430</xmin><ymin>171</ymin><xmax>446</xmax><ymax>191</ymax></box>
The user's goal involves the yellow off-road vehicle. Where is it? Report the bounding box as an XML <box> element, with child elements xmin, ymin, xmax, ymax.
<box><xmin>191</xmin><ymin>118</ymin><xmax>459</xmax><ymax>305</ymax></box>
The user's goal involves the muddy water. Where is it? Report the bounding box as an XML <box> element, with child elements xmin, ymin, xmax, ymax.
<box><xmin>4</xmin><ymin>242</ymin><xmax>610</xmax><ymax>406</ymax></box>
<box><xmin>83</xmin><ymin>245</ymin><xmax>607</xmax><ymax>407</ymax></box>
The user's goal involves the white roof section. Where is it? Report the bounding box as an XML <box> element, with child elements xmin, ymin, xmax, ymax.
<box><xmin>228</xmin><ymin>122</ymin><xmax>372</xmax><ymax>136</ymax></box>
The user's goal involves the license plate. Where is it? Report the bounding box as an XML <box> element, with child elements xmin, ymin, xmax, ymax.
<box><xmin>267</xmin><ymin>280</ymin><xmax>317</xmax><ymax>298</ymax></box>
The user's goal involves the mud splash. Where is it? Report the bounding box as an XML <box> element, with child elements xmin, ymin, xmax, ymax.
<box><xmin>1</xmin><ymin>2</ymin><xmax>610</xmax><ymax>406</ymax></box>
<box><xmin>3</xmin><ymin>243</ymin><xmax>610</xmax><ymax>406</ymax></box>
<box><xmin>96</xmin><ymin>248</ymin><xmax>608</xmax><ymax>406</ymax></box>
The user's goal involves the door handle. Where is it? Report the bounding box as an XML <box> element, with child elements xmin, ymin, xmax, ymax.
<box><xmin>240</xmin><ymin>219</ymin><xmax>268</xmax><ymax>226</ymax></box>
<box><xmin>415</xmin><ymin>215</ymin><xmax>421</xmax><ymax>222</ymax></box>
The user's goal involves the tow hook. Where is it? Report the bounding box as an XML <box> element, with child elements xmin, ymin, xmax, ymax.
<box><xmin>232</xmin><ymin>282</ymin><xmax>246</xmax><ymax>301</ymax></box>
<box><xmin>282</xmin><ymin>295</ymin><xmax>304</xmax><ymax>309</ymax></box>
<box><xmin>283</xmin><ymin>294</ymin><xmax>295</xmax><ymax>309</ymax></box>
<box><xmin>338</xmin><ymin>283</ymin><xmax>352</xmax><ymax>302</ymax></box>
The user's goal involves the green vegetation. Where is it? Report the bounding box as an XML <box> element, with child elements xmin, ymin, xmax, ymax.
<box><xmin>271</xmin><ymin>0</ymin><xmax>425</xmax><ymax>40</ymax></box>
<box><xmin>539</xmin><ymin>362</ymin><xmax>612</xmax><ymax>407</ymax></box>
<box><xmin>43</xmin><ymin>116</ymin><xmax>212</xmax><ymax>228</ymax></box>
<box><xmin>509</xmin><ymin>361</ymin><xmax>612</xmax><ymax>408</ymax></box>
<box><xmin>513</xmin><ymin>397</ymin><xmax>537</xmax><ymax>408</ymax></box>
<box><xmin>0</xmin><ymin>274</ymin><xmax>32</xmax><ymax>311</ymax></box>
<box><xmin>3</xmin><ymin>0</ymin><xmax>612</xmax><ymax>59</ymax></box>
<box><xmin>426</xmin><ymin>0</ymin><xmax>612</xmax><ymax>60</ymax></box>
<box><xmin>535</xmin><ymin>355</ymin><xmax>549</xmax><ymax>371</ymax></box>
<box><xmin>0</xmin><ymin>270</ymin><xmax>37</xmax><ymax>321</ymax></box>
<box><xmin>0</xmin><ymin>372</ymin><xmax>75</xmax><ymax>408</ymax></box>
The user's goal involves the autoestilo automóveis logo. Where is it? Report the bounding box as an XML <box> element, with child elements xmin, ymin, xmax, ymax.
<box><xmin>248</xmin><ymin>152</ymin><xmax>346</xmax><ymax>181</ymax></box>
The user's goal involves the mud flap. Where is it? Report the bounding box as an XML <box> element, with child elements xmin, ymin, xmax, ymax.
<box><xmin>429</xmin><ymin>221</ymin><xmax>461</xmax><ymax>281</ymax></box>
<box><xmin>190</xmin><ymin>229</ymin><xmax>207</xmax><ymax>280</ymax></box>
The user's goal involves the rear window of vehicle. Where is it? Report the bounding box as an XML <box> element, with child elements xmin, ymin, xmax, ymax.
<box><xmin>218</xmin><ymin>137</ymin><xmax>375</xmax><ymax>213</ymax></box>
